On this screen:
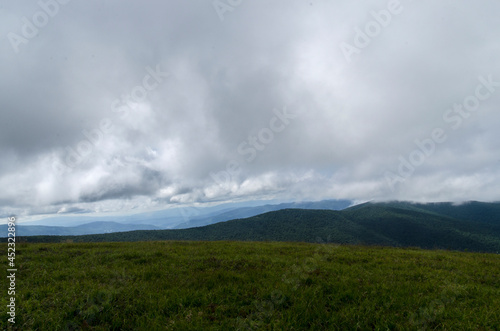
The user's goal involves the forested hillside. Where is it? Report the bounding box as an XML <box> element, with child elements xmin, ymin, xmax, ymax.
<box><xmin>9</xmin><ymin>202</ymin><xmax>500</xmax><ymax>253</ymax></box>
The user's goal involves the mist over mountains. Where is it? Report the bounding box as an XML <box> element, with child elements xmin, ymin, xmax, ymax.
<box><xmin>0</xmin><ymin>221</ymin><xmax>160</xmax><ymax>237</ymax></box>
<box><xmin>2</xmin><ymin>199</ymin><xmax>351</xmax><ymax>236</ymax></box>
<box><xmin>7</xmin><ymin>200</ymin><xmax>500</xmax><ymax>254</ymax></box>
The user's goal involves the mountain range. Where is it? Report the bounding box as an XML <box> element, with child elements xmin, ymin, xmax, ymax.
<box><xmin>1</xmin><ymin>199</ymin><xmax>351</xmax><ymax>237</ymax></box>
<box><xmin>0</xmin><ymin>221</ymin><xmax>160</xmax><ymax>237</ymax></box>
<box><xmin>7</xmin><ymin>201</ymin><xmax>500</xmax><ymax>253</ymax></box>
<box><xmin>173</xmin><ymin>199</ymin><xmax>352</xmax><ymax>229</ymax></box>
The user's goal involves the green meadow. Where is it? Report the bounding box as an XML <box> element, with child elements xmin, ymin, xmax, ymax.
<box><xmin>1</xmin><ymin>241</ymin><xmax>499</xmax><ymax>330</ymax></box>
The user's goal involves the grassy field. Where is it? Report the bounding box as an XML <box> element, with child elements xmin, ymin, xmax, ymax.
<box><xmin>1</xmin><ymin>241</ymin><xmax>499</xmax><ymax>330</ymax></box>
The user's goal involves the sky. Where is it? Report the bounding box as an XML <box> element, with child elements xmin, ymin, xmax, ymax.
<box><xmin>1</xmin><ymin>0</ymin><xmax>500</xmax><ymax>221</ymax></box>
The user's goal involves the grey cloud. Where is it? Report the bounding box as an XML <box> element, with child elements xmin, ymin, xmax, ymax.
<box><xmin>1</xmin><ymin>0</ymin><xmax>500</xmax><ymax>219</ymax></box>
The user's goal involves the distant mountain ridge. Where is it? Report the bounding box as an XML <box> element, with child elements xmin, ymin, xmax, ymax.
<box><xmin>4</xmin><ymin>199</ymin><xmax>351</xmax><ymax>236</ymax></box>
<box><xmin>7</xmin><ymin>201</ymin><xmax>500</xmax><ymax>253</ymax></box>
<box><xmin>173</xmin><ymin>199</ymin><xmax>352</xmax><ymax>229</ymax></box>
<box><xmin>0</xmin><ymin>221</ymin><xmax>159</xmax><ymax>237</ymax></box>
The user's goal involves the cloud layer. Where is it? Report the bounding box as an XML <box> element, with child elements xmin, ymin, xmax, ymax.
<box><xmin>1</xmin><ymin>0</ymin><xmax>500</xmax><ymax>219</ymax></box>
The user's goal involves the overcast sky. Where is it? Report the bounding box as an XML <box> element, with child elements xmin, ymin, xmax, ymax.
<box><xmin>1</xmin><ymin>0</ymin><xmax>500</xmax><ymax>220</ymax></box>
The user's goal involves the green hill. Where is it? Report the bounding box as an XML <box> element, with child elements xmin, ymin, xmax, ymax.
<box><xmin>1</xmin><ymin>241</ymin><xmax>498</xmax><ymax>330</ymax></box>
<box><xmin>387</xmin><ymin>201</ymin><xmax>500</xmax><ymax>225</ymax></box>
<box><xmin>10</xmin><ymin>201</ymin><xmax>500</xmax><ymax>253</ymax></box>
